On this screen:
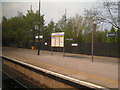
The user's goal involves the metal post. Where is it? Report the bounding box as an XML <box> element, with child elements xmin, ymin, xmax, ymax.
<box><xmin>51</xmin><ymin>31</ymin><xmax>52</xmax><ymax>56</ymax></box>
<box><xmin>51</xmin><ymin>32</ymin><xmax>53</xmax><ymax>55</ymax></box>
<box><xmin>92</xmin><ymin>27</ymin><xmax>94</xmax><ymax>62</ymax></box>
<box><xmin>63</xmin><ymin>43</ymin><xmax>64</xmax><ymax>57</ymax></box>
<box><xmin>92</xmin><ymin>21</ymin><xmax>97</xmax><ymax>62</ymax></box>
<box><xmin>63</xmin><ymin>35</ymin><xmax>65</xmax><ymax>57</ymax></box>
<box><xmin>32</xmin><ymin>25</ymin><xmax>35</xmax><ymax>49</ymax></box>
<box><xmin>118</xmin><ymin>3</ymin><xmax>120</xmax><ymax>89</ymax></box>
<box><xmin>63</xmin><ymin>9</ymin><xmax>67</xmax><ymax>57</ymax></box>
<box><xmin>118</xmin><ymin>2</ymin><xmax>120</xmax><ymax>80</ymax></box>
<box><xmin>51</xmin><ymin>29</ymin><xmax>54</xmax><ymax>56</ymax></box>
<box><xmin>51</xmin><ymin>46</ymin><xmax>53</xmax><ymax>55</ymax></box>
<box><xmin>38</xmin><ymin>0</ymin><xmax>41</xmax><ymax>55</ymax></box>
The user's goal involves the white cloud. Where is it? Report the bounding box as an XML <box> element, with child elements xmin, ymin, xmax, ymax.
<box><xmin>2</xmin><ymin>2</ymin><xmax>96</xmax><ymax>24</ymax></box>
<box><xmin>41</xmin><ymin>2</ymin><xmax>95</xmax><ymax>23</ymax></box>
<box><xmin>2</xmin><ymin>2</ymin><xmax>38</xmax><ymax>18</ymax></box>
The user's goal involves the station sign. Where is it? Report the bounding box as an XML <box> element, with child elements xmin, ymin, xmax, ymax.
<box><xmin>106</xmin><ymin>32</ymin><xmax>117</xmax><ymax>37</ymax></box>
<box><xmin>72</xmin><ymin>43</ymin><xmax>78</xmax><ymax>47</ymax></box>
<box><xmin>51</xmin><ymin>32</ymin><xmax>64</xmax><ymax>47</ymax></box>
<box><xmin>66</xmin><ymin>38</ymin><xmax>73</xmax><ymax>40</ymax></box>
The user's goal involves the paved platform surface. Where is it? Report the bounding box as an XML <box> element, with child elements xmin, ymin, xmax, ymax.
<box><xmin>2</xmin><ymin>47</ymin><xmax>119</xmax><ymax>88</ymax></box>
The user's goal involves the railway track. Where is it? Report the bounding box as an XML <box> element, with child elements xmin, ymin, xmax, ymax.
<box><xmin>2</xmin><ymin>72</ymin><xmax>28</xmax><ymax>89</ymax></box>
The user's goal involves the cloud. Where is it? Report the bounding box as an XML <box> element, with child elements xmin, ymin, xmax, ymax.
<box><xmin>2</xmin><ymin>2</ymin><xmax>38</xmax><ymax>18</ymax></box>
<box><xmin>2</xmin><ymin>2</ymin><xmax>96</xmax><ymax>23</ymax></box>
<box><xmin>41</xmin><ymin>2</ymin><xmax>95</xmax><ymax>23</ymax></box>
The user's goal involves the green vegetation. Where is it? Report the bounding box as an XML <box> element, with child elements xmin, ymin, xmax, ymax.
<box><xmin>2</xmin><ymin>6</ymin><xmax>118</xmax><ymax>47</ymax></box>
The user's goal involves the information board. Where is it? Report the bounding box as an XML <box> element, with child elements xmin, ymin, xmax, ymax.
<box><xmin>51</xmin><ymin>32</ymin><xmax>64</xmax><ymax>47</ymax></box>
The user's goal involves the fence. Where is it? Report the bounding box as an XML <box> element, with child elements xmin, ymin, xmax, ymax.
<box><xmin>36</xmin><ymin>42</ymin><xmax>118</xmax><ymax>57</ymax></box>
<box><xmin>6</xmin><ymin>41</ymin><xmax>118</xmax><ymax>57</ymax></box>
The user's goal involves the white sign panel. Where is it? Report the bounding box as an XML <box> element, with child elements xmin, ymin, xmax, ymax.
<box><xmin>72</xmin><ymin>43</ymin><xmax>78</xmax><ymax>47</ymax></box>
<box><xmin>51</xmin><ymin>32</ymin><xmax>64</xmax><ymax>47</ymax></box>
<box><xmin>35</xmin><ymin>35</ymin><xmax>43</xmax><ymax>39</ymax></box>
<box><xmin>45</xmin><ymin>42</ymin><xmax>47</xmax><ymax>45</ymax></box>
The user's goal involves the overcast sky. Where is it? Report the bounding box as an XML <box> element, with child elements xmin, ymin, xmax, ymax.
<box><xmin>2</xmin><ymin>1</ymin><xmax>98</xmax><ymax>24</ymax></box>
<box><xmin>1</xmin><ymin>0</ymin><xmax>118</xmax><ymax>30</ymax></box>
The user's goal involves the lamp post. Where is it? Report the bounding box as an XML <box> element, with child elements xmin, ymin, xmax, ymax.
<box><xmin>37</xmin><ymin>0</ymin><xmax>41</xmax><ymax>55</ymax></box>
<box><xmin>51</xmin><ymin>28</ymin><xmax>55</xmax><ymax>56</ymax></box>
<box><xmin>118</xmin><ymin>1</ymin><xmax>120</xmax><ymax>60</ymax></box>
<box><xmin>92</xmin><ymin>21</ymin><xmax>97</xmax><ymax>62</ymax></box>
<box><xmin>63</xmin><ymin>9</ymin><xmax>67</xmax><ymax>57</ymax></box>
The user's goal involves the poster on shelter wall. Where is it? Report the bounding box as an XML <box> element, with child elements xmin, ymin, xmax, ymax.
<box><xmin>51</xmin><ymin>32</ymin><xmax>64</xmax><ymax>47</ymax></box>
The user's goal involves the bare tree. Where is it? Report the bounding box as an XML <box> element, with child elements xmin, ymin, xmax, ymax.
<box><xmin>84</xmin><ymin>1</ymin><xmax>119</xmax><ymax>29</ymax></box>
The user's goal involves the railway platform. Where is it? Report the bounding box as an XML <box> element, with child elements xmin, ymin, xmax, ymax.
<box><xmin>2</xmin><ymin>47</ymin><xmax>119</xmax><ymax>89</ymax></box>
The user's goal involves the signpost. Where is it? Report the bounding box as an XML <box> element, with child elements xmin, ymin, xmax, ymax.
<box><xmin>37</xmin><ymin>0</ymin><xmax>41</xmax><ymax>55</ymax></box>
<box><xmin>92</xmin><ymin>21</ymin><xmax>97</xmax><ymax>62</ymax></box>
<box><xmin>106</xmin><ymin>32</ymin><xmax>117</xmax><ymax>37</ymax></box>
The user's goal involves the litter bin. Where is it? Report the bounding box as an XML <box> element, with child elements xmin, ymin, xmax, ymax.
<box><xmin>32</xmin><ymin>46</ymin><xmax>35</xmax><ymax>50</ymax></box>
